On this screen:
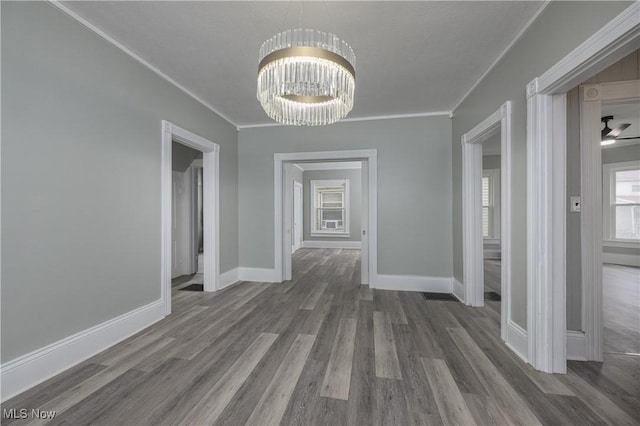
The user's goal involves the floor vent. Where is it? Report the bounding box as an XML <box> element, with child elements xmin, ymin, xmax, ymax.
<box><xmin>422</xmin><ymin>292</ymin><xmax>457</xmax><ymax>301</ymax></box>
<box><xmin>180</xmin><ymin>284</ymin><xmax>204</xmax><ymax>292</ymax></box>
<box><xmin>484</xmin><ymin>291</ymin><xmax>501</xmax><ymax>301</ymax></box>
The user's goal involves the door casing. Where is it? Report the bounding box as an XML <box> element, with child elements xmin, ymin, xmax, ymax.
<box><xmin>161</xmin><ymin>121</ymin><xmax>220</xmax><ymax>316</ymax></box>
<box><xmin>275</xmin><ymin>150</ymin><xmax>377</xmax><ymax>286</ymax></box>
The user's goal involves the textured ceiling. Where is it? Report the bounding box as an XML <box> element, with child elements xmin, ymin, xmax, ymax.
<box><xmin>60</xmin><ymin>1</ymin><xmax>544</xmax><ymax>127</ymax></box>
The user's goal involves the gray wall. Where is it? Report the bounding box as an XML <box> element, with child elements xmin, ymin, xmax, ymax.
<box><xmin>1</xmin><ymin>3</ymin><xmax>238</xmax><ymax>362</ymax></box>
<box><xmin>172</xmin><ymin>142</ymin><xmax>202</xmax><ymax>172</ymax></box>
<box><xmin>303</xmin><ymin>169</ymin><xmax>361</xmax><ymax>242</ymax></box>
<box><xmin>483</xmin><ymin>155</ymin><xmax>501</xmax><ymax>170</ymax></box>
<box><xmin>451</xmin><ymin>1</ymin><xmax>633</xmax><ymax>329</ymax></box>
<box><xmin>238</xmin><ymin>115</ymin><xmax>452</xmax><ymax>277</ymax></box>
<box><xmin>602</xmin><ymin>144</ymin><xmax>640</xmax><ymax>164</ymax></box>
<box><xmin>566</xmin><ymin>87</ymin><xmax>583</xmax><ymax>330</ymax></box>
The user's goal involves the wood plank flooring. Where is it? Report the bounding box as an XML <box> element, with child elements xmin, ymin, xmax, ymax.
<box><xmin>603</xmin><ymin>263</ymin><xmax>640</xmax><ymax>355</ymax></box>
<box><xmin>2</xmin><ymin>249</ymin><xmax>639</xmax><ymax>425</ymax></box>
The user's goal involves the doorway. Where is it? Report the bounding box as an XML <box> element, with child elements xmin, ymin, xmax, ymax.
<box><xmin>461</xmin><ymin>101</ymin><xmax>514</xmax><ymax>350</ymax></box>
<box><xmin>288</xmin><ymin>161</ymin><xmax>364</xmax><ymax>280</ymax></box>
<box><xmin>171</xmin><ymin>143</ymin><xmax>201</xmax><ymax>283</ymax></box>
<box><xmin>161</xmin><ymin>121</ymin><xmax>220</xmax><ymax>315</ymax></box>
<box><xmin>600</xmin><ymin>99</ymin><xmax>640</xmax><ymax>359</ymax></box>
<box><xmin>579</xmin><ymin>79</ymin><xmax>640</xmax><ymax>361</ymax></box>
<box><xmin>274</xmin><ymin>150</ymin><xmax>377</xmax><ymax>286</ymax></box>
<box><xmin>525</xmin><ymin>2</ymin><xmax>638</xmax><ymax>373</ymax></box>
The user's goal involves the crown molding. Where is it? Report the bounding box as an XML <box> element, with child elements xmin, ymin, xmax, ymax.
<box><xmin>339</xmin><ymin>111</ymin><xmax>451</xmax><ymax>123</ymax></box>
<box><xmin>237</xmin><ymin>111</ymin><xmax>451</xmax><ymax>130</ymax></box>
<box><xmin>451</xmin><ymin>0</ymin><xmax>551</xmax><ymax>114</ymax></box>
<box><xmin>529</xmin><ymin>2</ymin><xmax>640</xmax><ymax>97</ymax></box>
<box><xmin>47</xmin><ymin>1</ymin><xmax>238</xmax><ymax>128</ymax></box>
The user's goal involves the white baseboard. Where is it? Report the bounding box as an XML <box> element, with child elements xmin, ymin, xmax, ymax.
<box><xmin>566</xmin><ymin>330</ymin><xmax>586</xmax><ymax>361</ymax></box>
<box><xmin>374</xmin><ymin>274</ymin><xmax>452</xmax><ymax>293</ymax></box>
<box><xmin>219</xmin><ymin>268</ymin><xmax>239</xmax><ymax>290</ymax></box>
<box><xmin>0</xmin><ymin>299</ymin><xmax>165</xmax><ymax>402</ymax></box>
<box><xmin>505</xmin><ymin>319</ymin><xmax>528</xmax><ymax>362</ymax></box>
<box><xmin>452</xmin><ymin>279</ymin><xmax>465</xmax><ymax>303</ymax></box>
<box><xmin>302</xmin><ymin>240</ymin><xmax>362</xmax><ymax>249</ymax></box>
<box><xmin>603</xmin><ymin>252</ymin><xmax>640</xmax><ymax>267</ymax></box>
<box><xmin>237</xmin><ymin>267</ymin><xmax>279</xmax><ymax>283</ymax></box>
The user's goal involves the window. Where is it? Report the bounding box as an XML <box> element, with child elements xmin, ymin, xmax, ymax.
<box><xmin>604</xmin><ymin>161</ymin><xmax>640</xmax><ymax>242</ymax></box>
<box><xmin>482</xmin><ymin>169</ymin><xmax>500</xmax><ymax>239</ymax></box>
<box><xmin>310</xmin><ymin>179</ymin><xmax>349</xmax><ymax>237</ymax></box>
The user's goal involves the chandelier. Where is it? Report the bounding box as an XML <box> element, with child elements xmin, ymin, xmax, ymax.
<box><xmin>257</xmin><ymin>29</ymin><xmax>356</xmax><ymax>126</ymax></box>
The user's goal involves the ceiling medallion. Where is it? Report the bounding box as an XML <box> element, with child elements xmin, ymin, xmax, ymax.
<box><xmin>257</xmin><ymin>29</ymin><xmax>356</xmax><ymax>126</ymax></box>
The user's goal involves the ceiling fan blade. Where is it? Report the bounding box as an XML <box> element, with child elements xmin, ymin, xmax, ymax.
<box><xmin>606</xmin><ymin>123</ymin><xmax>631</xmax><ymax>138</ymax></box>
<box><xmin>614</xmin><ymin>135</ymin><xmax>640</xmax><ymax>140</ymax></box>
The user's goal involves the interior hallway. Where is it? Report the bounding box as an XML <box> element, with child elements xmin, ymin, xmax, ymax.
<box><xmin>3</xmin><ymin>249</ymin><xmax>638</xmax><ymax>425</ymax></box>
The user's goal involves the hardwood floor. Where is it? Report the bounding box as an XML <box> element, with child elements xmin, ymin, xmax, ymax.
<box><xmin>171</xmin><ymin>273</ymin><xmax>199</xmax><ymax>288</ymax></box>
<box><xmin>603</xmin><ymin>263</ymin><xmax>640</xmax><ymax>355</ymax></box>
<box><xmin>2</xmin><ymin>249</ymin><xmax>638</xmax><ymax>425</ymax></box>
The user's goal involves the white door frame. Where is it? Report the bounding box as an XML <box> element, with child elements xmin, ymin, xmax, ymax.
<box><xmin>525</xmin><ymin>3</ymin><xmax>639</xmax><ymax>373</ymax></box>
<box><xmin>293</xmin><ymin>181</ymin><xmax>303</xmax><ymax>253</ymax></box>
<box><xmin>580</xmin><ymin>80</ymin><xmax>640</xmax><ymax>362</ymax></box>
<box><xmin>361</xmin><ymin>160</ymin><xmax>370</xmax><ymax>284</ymax></box>
<box><xmin>274</xmin><ymin>149</ymin><xmax>377</xmax><ymax>286</ymax></box>
<box><xmin>282</xmin><ymin>163</ymin><xmax>294</xmax><ymax>279</ymax></box>
<box><xmin>161</xmin><ymin>121</ymin><xmax>220</xmax><ymax>315</ymax></box>
<box><xmin>462</xmin><ymin>101</ymin><xmax>513</xmax><ymax>346</ymax></box>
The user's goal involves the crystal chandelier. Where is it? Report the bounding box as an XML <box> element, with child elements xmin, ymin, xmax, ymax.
<box><xmin>257</xmin><ymin>29</ymin><xmax>356</xmax><ymax>126</ymax></box>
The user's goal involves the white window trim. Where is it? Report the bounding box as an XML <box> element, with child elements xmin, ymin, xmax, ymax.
<box><xmin>603</xmin><ymin>160</ymin><xmax>640</xmax><ymax>247</ymax></box>
<box><xmin>310</xmin><ymin>179</ymin><xmax>350</xmax><ymax>238</ymax></box>
<box><xmin>483</xmin><ymin>169</ymin><xmax>501</xmax><ymax>240</ymax></box>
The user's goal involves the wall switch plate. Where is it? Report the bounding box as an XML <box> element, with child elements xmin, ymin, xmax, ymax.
<box><xmin>570</xmin><ymin>196</ymin><xmax>581</xmax><ymax>212</ymax></box>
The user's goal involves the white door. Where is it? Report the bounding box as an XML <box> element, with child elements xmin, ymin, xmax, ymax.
<box><xmin>293</xmin><ymin>182</ymin><xmax>303</xmax><ymax>253</ymax></box>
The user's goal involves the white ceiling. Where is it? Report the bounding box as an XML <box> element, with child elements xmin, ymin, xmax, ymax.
<box><xmin>602</xmin><ymin>100</ymin><xmax>640</xmax><ymax>149</ymax></box>
<box><xmin>60</xmin><ymin>1</ymin><xmax>544</xmax><ymax>127</ymax></box>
